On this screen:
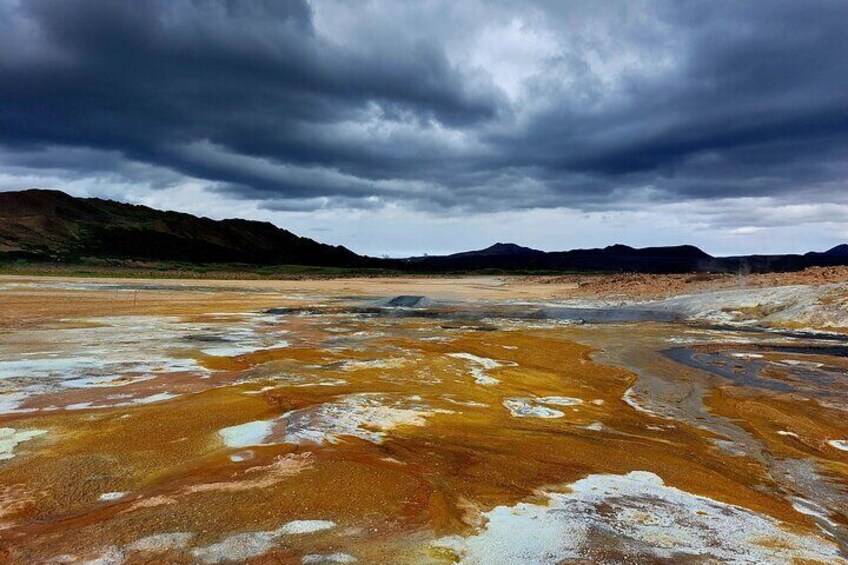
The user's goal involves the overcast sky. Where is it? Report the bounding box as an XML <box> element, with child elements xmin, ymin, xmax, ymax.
<box><xmin>1</xmin><ymin>0</ymin><xmax>846</xmax><ymax>257</ymax></box>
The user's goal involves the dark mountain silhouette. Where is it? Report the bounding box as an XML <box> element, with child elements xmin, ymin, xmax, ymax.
<box><xmin>0</xmin><ymin>189</ymin><xmax>376</xmax><ymax>267</ymax></box>
<box><xmin>451</xmin><ymin>242</ymin><xmax>542</xmax><ymax>257</ymax></box>
<box><xmin>404</xmin><ymin>242</ymin><xmax>716</xmax><ymax>273</ymax></box>
<box><xmin>1</xmin><ymin>189</ymin><xmax>846</xmax><ymax>274</ymax></box>
<box><xmin>821</xmin><ymin>244</ymin><xmax>848</xmax><ymax>257</ymax></box>
<box><xmin>404</xmin><ymin>242</ymin><xmax>848</xmax><ymax>273</ymax></box>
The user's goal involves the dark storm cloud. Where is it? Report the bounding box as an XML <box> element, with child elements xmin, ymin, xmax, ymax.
<box><xmin>0</xmin><ymin>0</ymin><xmax>846</xmax><ymax>212</ymax></box>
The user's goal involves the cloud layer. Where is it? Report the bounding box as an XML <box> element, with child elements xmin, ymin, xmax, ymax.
<box><xmin>1</xmin><ymin>0</ymin><xmax>846</xmax><ymax>253</ymax></box>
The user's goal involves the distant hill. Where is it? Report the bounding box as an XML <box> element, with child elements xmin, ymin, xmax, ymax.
<box><xmin>405</xmin><ymin>242</ymin><xmax>715</xmax><ymax>273</ymax></box>
<box><xmin>821</xmin><ymin>244</ymin><xmax>848</xmax><ymax>257</ymax></box>
<box><xmin>0</xmin><ymin>189</ymin><xmax>376</xmax><ymax>267</ymax></box>
<box><xmin>404</xmin><ymin>241</ymin><xmax>848</xmax><ymax>274</ymax></box>
<box><xmin>1</xmin><ymin>189</ymin><xmax>846</xmax><ymax>274</ymax></box>
<box><xmin>450</xmin><ymin>242</ymin><xmax>542</xmax><ymax>258</ymax></box>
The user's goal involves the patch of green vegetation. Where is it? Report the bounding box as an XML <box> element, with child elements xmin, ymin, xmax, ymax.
<box><xmin>0</xmin><ymin>257</ymin><xmax>601</xmax><ymax>280</ymax></box>
<box><xmin>0</xmin><ymin>259</ymin><xmax>405</xmax><ymax>280</ymax></box>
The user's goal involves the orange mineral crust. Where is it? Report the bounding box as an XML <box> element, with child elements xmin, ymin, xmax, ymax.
<box><xmin>0</xmin><ymin>276</ymin><xmax>845</xmax><ymax>563</ymax></box>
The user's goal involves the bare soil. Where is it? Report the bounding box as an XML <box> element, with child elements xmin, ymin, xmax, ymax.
<box><xmin>518</xmin><ymin>266</ymin><xmax>848</xmax><ymax>300</ymax></box>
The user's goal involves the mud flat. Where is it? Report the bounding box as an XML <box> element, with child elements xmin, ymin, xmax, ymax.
<box><xmin>0</xmin><ymin>275</ymin><xmax>846</xmax><ymax>563</ymax></box>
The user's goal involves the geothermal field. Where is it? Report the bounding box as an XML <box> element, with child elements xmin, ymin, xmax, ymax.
<box><xmin>0</xmin><ymin>274</ymin><xmax>846</xmax><ymax>564</ymax></box>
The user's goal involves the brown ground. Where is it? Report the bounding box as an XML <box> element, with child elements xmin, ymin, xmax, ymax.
<box><xmin>0</xmin><ymin>276</ymin><xmax>845</xmax><ymax>563</ymax></box>
<box><xmin>518</xmin><ymin>266</ymin><xmax>848</xmax><ymax>299</ymax></box>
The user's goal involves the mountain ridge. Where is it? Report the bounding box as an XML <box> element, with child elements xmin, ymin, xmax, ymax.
<box><xmin>820</xmin><ymin>244</ymin><xmax>848</xmax><ymax>257</ymax></box>
<box><xmin>0</xmin><ymin>189</ymin><xmax>374</xmax><ymax>267</ymax></box>
<box><xmin>1</xmin><ymin>189</ymin><xmax>846</xmax><ymax>274</ymax></box>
